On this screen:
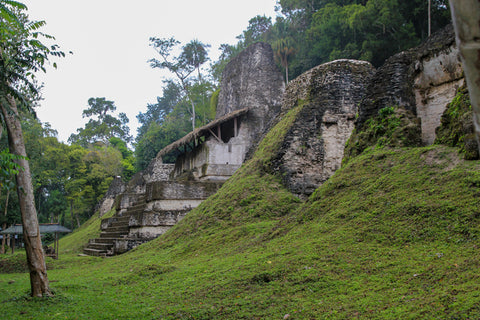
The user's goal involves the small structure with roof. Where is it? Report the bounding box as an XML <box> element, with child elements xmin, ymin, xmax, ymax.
<box><xmin>0</xmin><ymin>223</ymin><xmax>71</xmax><ymax>258</ymax></box>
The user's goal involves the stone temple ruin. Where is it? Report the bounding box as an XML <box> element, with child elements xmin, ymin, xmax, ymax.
<box><xmin>83</xmin><ymin>43</ymin><xmax>285</xmax><ymax>256</ymax></box>
<box><xmin>85</xmin><ymin>25</ymin><xmax>468</xmax><ymax>256</ymax></box>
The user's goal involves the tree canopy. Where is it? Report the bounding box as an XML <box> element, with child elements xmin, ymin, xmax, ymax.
<box><xmin>68</xmin><ymin>97</ymin><xmax>132</xmax><ymax>147</ymax></box>
<box><xmin>211</xmin><ymin>0</ymin><xmax>451</xmax><ymax>83</ymax></box>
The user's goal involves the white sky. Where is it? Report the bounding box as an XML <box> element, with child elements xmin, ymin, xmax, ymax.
<box><xmin>22</xmin><ymin>0</ymin><xmax>278</xmax><ymax>143</ymax></box>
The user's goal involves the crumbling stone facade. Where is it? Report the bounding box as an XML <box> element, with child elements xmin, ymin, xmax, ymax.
<box><xmin>272</xmin><ymin>59</ymin><xmax>375</xmax><ymax>198</ymax></box>
<box><xmin>357</xmin><ymin>25</ymin><xmax>465</xmax><ymax>146</ymax></box>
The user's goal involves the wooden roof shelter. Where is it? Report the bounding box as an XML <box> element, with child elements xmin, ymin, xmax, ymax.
<box><xmin>156</xmin><ymin>107</ymin><xmax>250</xmax><ymax>159</ymax></box>
<box><xmin>0</xmin><ymin>223</ymin><xmax>72</xmax><ymax>258</ymax></box>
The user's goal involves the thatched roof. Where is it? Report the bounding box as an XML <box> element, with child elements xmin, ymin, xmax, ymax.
<box><xmin>0</xmin><ymin>224</ymin><xmax>72</xmax><ymax>235</ymax></box>
<box><xmin>156</xmin><ymin>107</ymin><xmax>250</xmax><ymax>158</ymax></box>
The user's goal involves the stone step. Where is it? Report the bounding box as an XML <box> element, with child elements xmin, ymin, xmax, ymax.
<box><xmin>91</xmin><ymin>237</ymin><xmax>117</xmax><ymax>244</ymax></box>
<box><xmin>105</xmin><ymin>226</ymin><xmax>129</xmax><ymax>233</ymax></box>
<box><xmin>87</xmin><ymin>242</ymin><xmax>113</xmax><ymax>251</ymax></box>
<box><xmin>100</xmin><ymin>231</ymin><xmax>127</xmax><ymax>238</ymax></box>
<box><xmin>115</xmin><ymin>215</ymin><xmax>131</xmax><ymax>223</ymax></box>
<box><xmin>83</xmin><ymin>247</ymin><xmax>109</xmax><ymax>257</ymax></box>
<box><xmin>110</xmin><ymin>221</ymin><xmax>129</xmax><ymax>228</ymax></box>
<box><xmin>130</xmin><ymin>201</ymin><xmax>146</xmax><ymax>208</ymax></box>
<box><xmin>123</xmin><ymin>207</ymin><xmax>145</xmax><ymax>215</ymax></box>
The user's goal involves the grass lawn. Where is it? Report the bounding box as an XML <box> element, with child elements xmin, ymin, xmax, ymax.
<box><xmin>1</xmin><ymin>145</ymin><xmax>479</xmax><ymax>319</ymax></box>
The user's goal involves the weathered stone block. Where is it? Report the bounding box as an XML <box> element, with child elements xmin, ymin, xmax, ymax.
<box><xmin>114</xmin><ymin>239</ymin><xmax>150</xmax><ymax>254</ymax></box>
<box><xmin>146</xmin><ymin>199</ymin><xmax>203</xmax><ymax>211</ymax></box>
<box><xmin>217</xmin><ymin>42</ymin><xmax>285</xmax><ymax>118</ymax></box>
<box><xmin>143</xmin><ymin>161</ymin><xmax>175</xmax><ymax>184</ymax></box>
<box><xmin>414</xmin><ymin>44</ymin><xmax>464</xmax><ymax>144</ymax></box>
<box><xmin>129</xmin><ymin>211</ymin><xmax>188</xmax><ymax>228</ymax></box>
<box><xmin>216</xmin><ymin>42</ymin><xmax>285</xmax><ymax>158</ymax></box>
<box><xmin>272</xmin><ymin>59</ymin><xmax>375</xmax><ymax>198</ymax></box>
<box><xmin>357</xmin><ymin>24</ymin><xmax>463</xmax><ymax>146</ymax></box>
<box><xmin>145</xmin><ymin>181</ymin><xmax>223</xmax><ymax>201</ymax></box>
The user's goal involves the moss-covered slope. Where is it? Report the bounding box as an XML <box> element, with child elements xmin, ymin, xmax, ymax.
<box><xmin>1</xmin><ymin>92</ymin><xmax>480</xmax><ymax>319</ymax></box>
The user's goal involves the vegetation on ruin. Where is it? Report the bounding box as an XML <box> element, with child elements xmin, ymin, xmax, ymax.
<box><xmin>435</xmin><ymin>85</ymin><xmax>479</xmax><ymax>160</ymax></box>
<box><xmin>1</xmin><ymin>102</ymin><xmax>479</xmax><ymax>318</ymax></box>
<box><xmin>343</xmin><ymin>105</ymin><xmax>423</xmax><ymax>162</ymax></box>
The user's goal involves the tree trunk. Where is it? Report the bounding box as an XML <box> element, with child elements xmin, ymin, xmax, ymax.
<box><xmin>0</xmin><ymin>97</ymin><xmax>52</xmax><ymax>297</ymax></box>
<box><xmin>1</xmin><ymin>223</ymin><xmax>6</xmax><ymax>254</ymax></box>
<box><xmin>70</xmin><ymin>200</ymin><xmax>74</xmax><ymax>230</ymax></box>
<box><xmin>75</xmin><ymin>205</ymin><xmax>81</xmax><ymax>228</ymax></box>
<box><xmin>179</xmin><ymin>79</ymin><xmax>196</xmax><ymax>131</ymax></box>
<box><xmin>190</xmin><ymin>98</ymin><xmax>196</xmax><ymax>131</ymax></box>
<box><xmin>1</xmin><ymin>190</ymin><xmax>10</xmax><ymax>254</ymax></box>
<box><xmin>285</xmin><ymin>63</ymin><xmax>289</xmax><ymax>85</ymax></box>
<box><xmin>428</xmin><ymin>0</ymin><xmax>431</xmax><ymax>37</ymax></box>
<box><xmin>450</xmin><ymin>0</ymin><xmax>480</xmax><ymax>154</ymax></box>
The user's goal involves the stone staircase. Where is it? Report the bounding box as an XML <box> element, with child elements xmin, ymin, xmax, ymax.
<box><xmin>83</xmin><ymin>195</ymin><xmax>147</xmax><ymax>257</ymax></box>
<box><xmin>83</xmin><ymin>180</ymin><xmax>224</xmax><ymax>257</ymax></box>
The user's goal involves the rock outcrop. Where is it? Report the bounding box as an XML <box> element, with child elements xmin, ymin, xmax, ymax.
<box><xmin>272</xmin><ymin>59</ymin><xmax>375</xmax><ymax>198</ymax></box>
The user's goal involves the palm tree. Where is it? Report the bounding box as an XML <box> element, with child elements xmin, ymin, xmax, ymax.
<box><xmin>273</xmin><ymin>38</ymin><xmax>296</xmax><ymax>85</ymax></box>
<box><xmin>180</xmin><ymin>39</ymin><xmax>211</xmax><ymax>82</ymax></box>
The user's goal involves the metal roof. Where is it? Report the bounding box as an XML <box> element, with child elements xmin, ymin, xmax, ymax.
<box><xmin>0</xmin><ymin>224</ymin><xmax>72</xmax><ymax>235</ymax></box>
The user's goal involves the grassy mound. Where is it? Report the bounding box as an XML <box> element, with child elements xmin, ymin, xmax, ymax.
<box><xmin>0</xmin><ymin>101</ymin><xmax>479</xmax><ymax>318</ymax></box>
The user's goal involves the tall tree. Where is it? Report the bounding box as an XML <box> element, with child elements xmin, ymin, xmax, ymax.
<box><xmin>237</xmin><ymin>15</ymin><xmax>273</xmax><ymax>47</ymax></box>
<box><xmin>273</xmin><ymin>37</ymin><xmax>296</xmax><ymax>84</ymax></box>
<box><xmin>68</xmin><ymin>97</ymin><xmax>132</xmax><ymax>146</ymax></box>
<box><xmin>135</xmin><ymin>80</ymin><xmax>187</xmax><ymax>170</ymax></box>
<box><xmin>0</xmin><ymin>1</ymin><xmax>63</xmax><ymax>296</ymax></box>
<box><xmin>180</xmin><ymin>39</ymin><xmax>210</xmax><ymax>81</ymax></box>
<box><xmin>149</xmin><ymin>37</ymin><xmax>198</xmax><ymax>131</ymax></box>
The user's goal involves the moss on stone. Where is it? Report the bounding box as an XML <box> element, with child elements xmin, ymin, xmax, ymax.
<box><xmin>435</xmin><ymin>85</ymin><xmax>479</xmax><ymax>160</ymax></box>
<box><xmin>344</xmin><ymin>106</ymin><xmax>422</xmax><ymax>163</ymax></box>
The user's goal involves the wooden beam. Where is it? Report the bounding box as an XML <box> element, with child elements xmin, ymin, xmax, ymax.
<box><xmin>217</xmin><ymin>125</ymin><xmax>222</xmax><ymax>141</ymax></box>
<box><xmin>234</xmin><ymin>117</ymin><xmax>238</xmax><ymax>137</ymax></box>
<box><xmin>208</xmin><ymin>128</ymin><xmax>223</xmax><ymax>143</ymax></box>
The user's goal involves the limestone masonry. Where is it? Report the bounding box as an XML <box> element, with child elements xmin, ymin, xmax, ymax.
<box><xmin>85</xmin><ymin>26</ymin><xmax>468</xmax><ymax>256</ymax></box>
<box><xmin>271</xmin><ymin>59</ymin><xmax>375</xmax><ymax>198</ymax></box>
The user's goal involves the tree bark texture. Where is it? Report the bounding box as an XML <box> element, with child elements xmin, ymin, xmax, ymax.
<box><xmin>1</xmin><ymin>190</ymin><xmax>9</xmax><ymax>254</ymax></box>
<box><xmin>0</xmin><ymin>97</ymin><xmax>52</xmax><ymax>297</ymax></box>
<box><xmin>449</xmin><ymin>0</ymin><xmax>480</xmax><ymax>155</ymax></box>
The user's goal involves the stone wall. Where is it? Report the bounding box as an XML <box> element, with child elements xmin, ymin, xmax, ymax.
<box><xmin>272</xmin><ymin>59</ymin><xmax>375</xmax><ymax>198</ymax></box>
<box><xmin>216</xmin><ymin>42</ymin><xmax>285</xmax><ymax>118</ymax></box>
<box><xmin>143</xmin><ymin>161</ymin><xmax>175</xmax><ymax>184</ymax></box>
<box><xmin>357</xmin><ymin>25</ymin><xmax>464</xmax><ymax>146</ymax></box>
<box><xmin>216</xmin><ymin>42</ymin><xmax>285</xmax><ymax>157</ymax></box>
<box><xmin>413</xmin><ymin>27</ymin><xmax>464</xmax><ymax>144</ymax></box>
<box><xmin>173</xmin><ymin>134</ymin><xmax>245</xmax><ymax>181</ymax></box>
<box><xmin>450</xmin><ymin>0</ymin><xmax>480</xmax><ymax>154</ymax></box>
<box><xmin>96</xmin><ymin>177</ymin><xmax>125</xmax><ymax>217</ymax></box>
